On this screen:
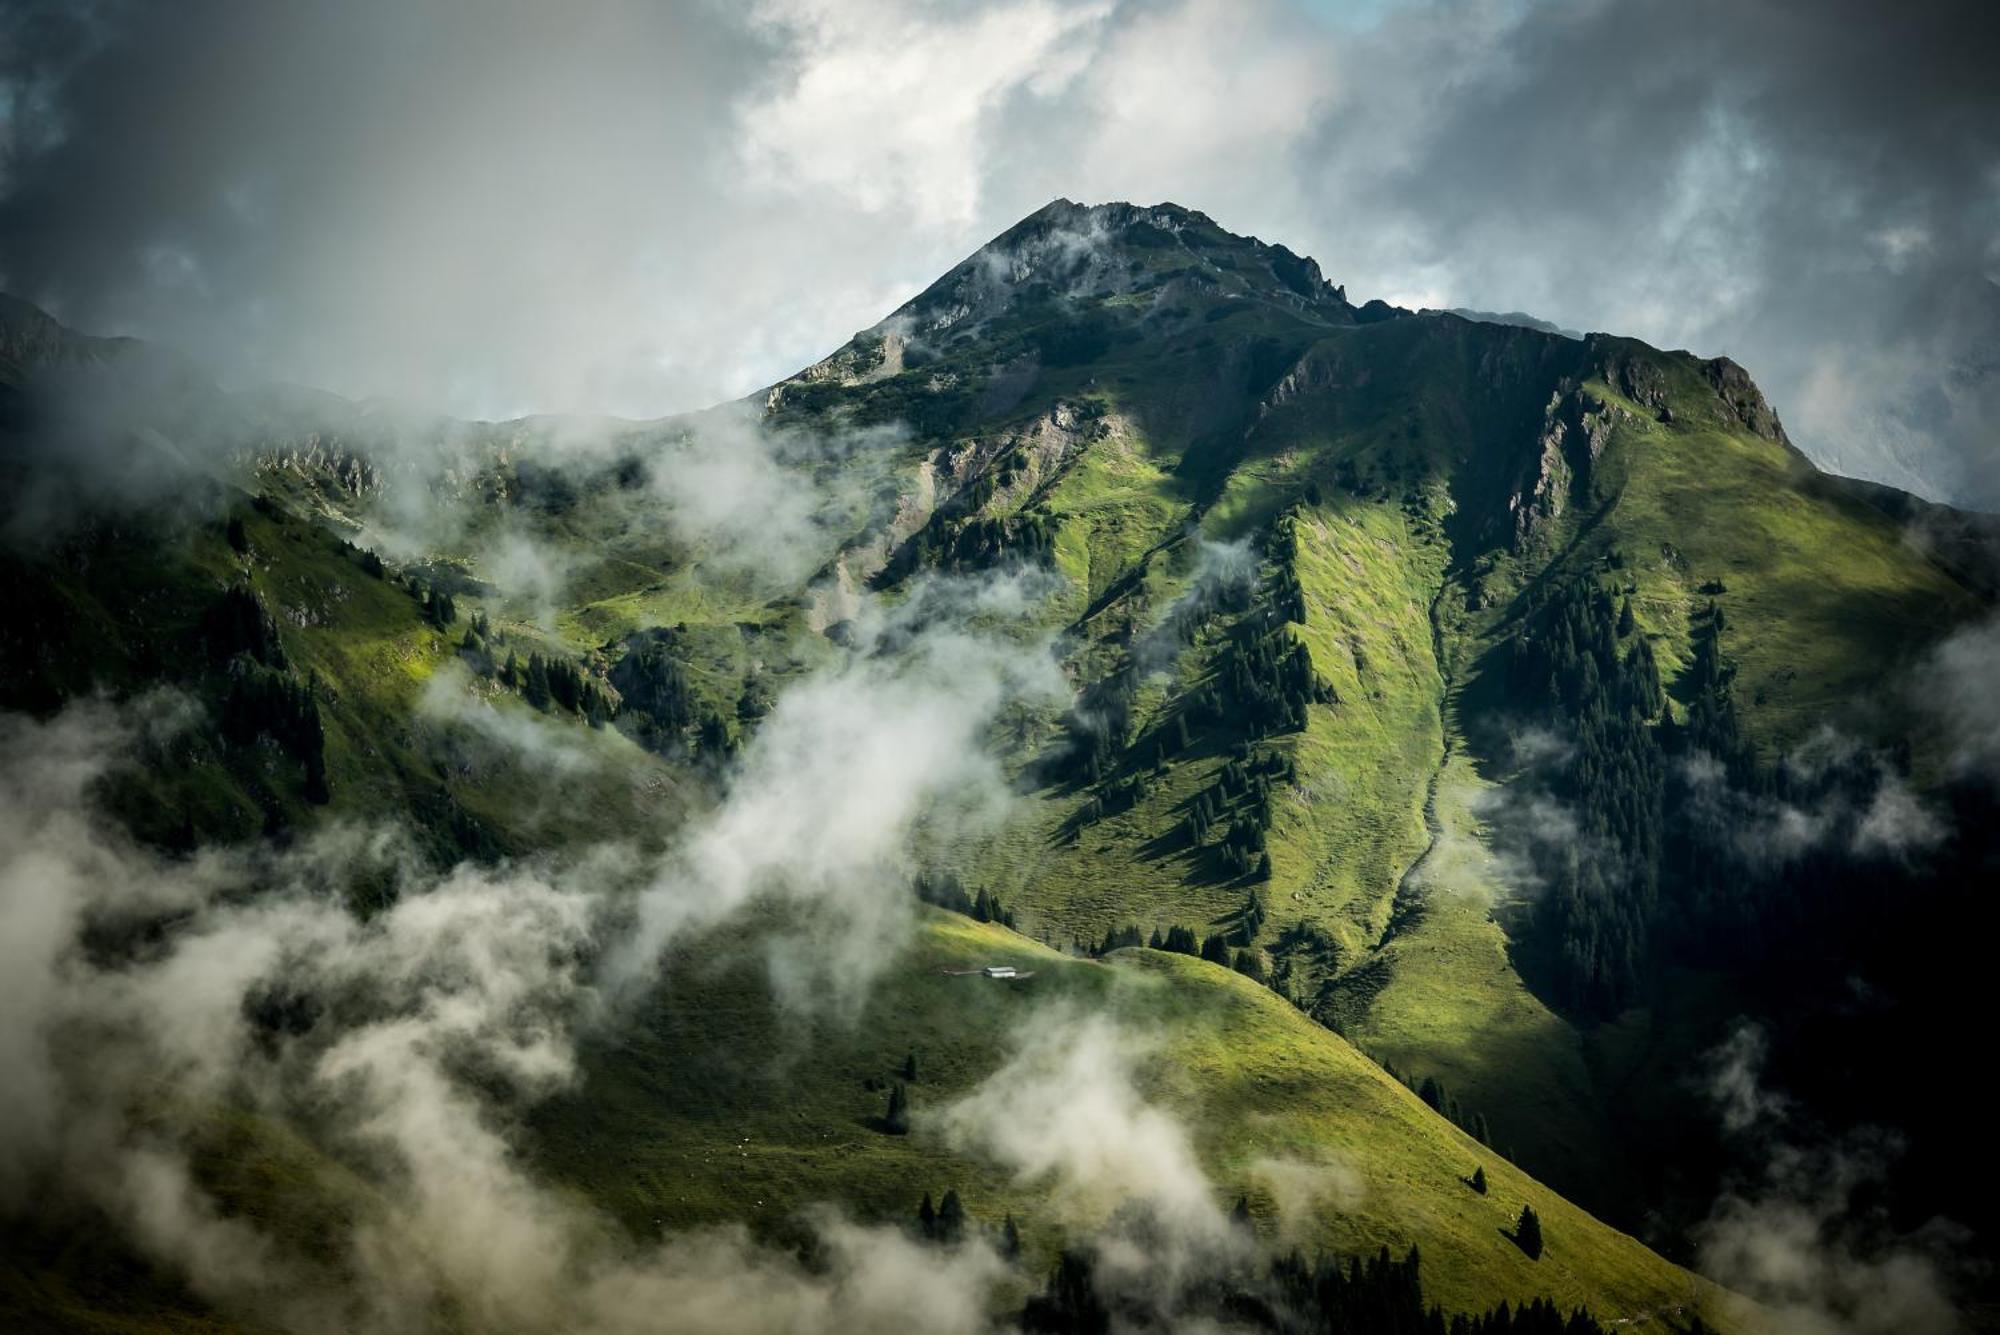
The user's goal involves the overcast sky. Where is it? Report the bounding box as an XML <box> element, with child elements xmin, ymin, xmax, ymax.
<box><xmin>3</xmin><ymin>0</ymin><xmax>1996</xmax><ymax>506</ymax></box>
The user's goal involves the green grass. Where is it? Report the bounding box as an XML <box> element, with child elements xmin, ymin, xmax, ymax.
<box><xmin>529</xmin><ymin>911</ymin><xmax>1724</xmax><ymax>1325</ymax></box>
<box><xmin>1571</xmin><ymin>376</ymin><xmax>1982</xmax><ymax>759</ymax></box>
<box><xmin>9</xmin><ymin>245</ymin><xmax>1990</xmax><ymax>1332</ymax></box>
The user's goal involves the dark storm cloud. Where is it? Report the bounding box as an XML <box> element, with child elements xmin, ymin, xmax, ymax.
<box><xmin>2</xmin><ymin>0</ymin><xmax>1996</xmax><ymax>507</ymax></box>
<box><xmin>0</xmin><ymin>0</ymin><xmax>794</xmax><ymax>414</ymax></box>
<box><xmin>1311</xmin><ymin>0</ymin><xmax>2000</xmax><ymax>508</ymax></box>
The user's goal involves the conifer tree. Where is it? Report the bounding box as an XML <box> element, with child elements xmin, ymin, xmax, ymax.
<box><xmin>884</xmin><ymin>1082</ymin><xmax>910</xmax><ymax>1136</ymax></box>
<box><xmin>1514</xmin><ymin>1204</ymin><xmax>1543</xmax><ymax>1259</ymax></box>
<box><xmin>1469</xmin><ymin>1166</ymin><xmax>1487</xmax><ymax>1195</ymax></box>
<box><xmin>917</xmin><ymin>1192</ymin><xmax>937</xmax><ymax>1239</ymax></box>
<box><xmin>1001</xmin><ymin>1214</ymin><xmax>1022</xmax><ymax>1260</ymax></box>
<box><xmin>937</xmin><ymin>1189</ymin><xmax>966</xmax><ymax>1245</ymax></box>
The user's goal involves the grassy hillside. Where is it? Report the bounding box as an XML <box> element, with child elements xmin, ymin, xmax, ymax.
<box><xmin>3</xmin><ymin>199</ymin><xmax>1992</xmax><ymax>1328</ymax></box>
<box><xmin>535</xmin><ymin>911</ymin><xmax>1725</xmax><ymax>1325</ymax></box>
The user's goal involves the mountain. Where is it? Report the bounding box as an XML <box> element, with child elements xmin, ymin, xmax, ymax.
<box><xmin>2</xmin><ymin>200</ymin><xmax>1993</xmax><ymax>1332</ymax></box>
<box><xmin>1439</xmin><ymin>309</ymin><xmax>1585</xmax><ymax>340</ymax></box>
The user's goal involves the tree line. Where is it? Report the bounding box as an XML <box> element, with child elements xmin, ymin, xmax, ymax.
<box><xmin>1021</xmin><ymin>1238</ymin><xmax>1609</xmax><ymax>1335</ymax></box>
<box><xmin>204</xmin><ymin>585</ymin><xmax>329</xmax><ymax>804</ymax></box>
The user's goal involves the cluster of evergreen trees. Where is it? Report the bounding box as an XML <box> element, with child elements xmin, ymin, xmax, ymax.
<box><xmin>607</xmin><ymin>630</ymin><xmax>735</xmax><ymax>756</ymax></box>
<box><xmin>909</xmin><ymin>1188</ymin><xmax>1025</xmax><ymax>1258</ymax></box>
<box><xmin>913</xmin><ymin>870</ymin><xmax>1017</xmax><ymax>928</ymax></box>
<box><xmin>1507</xmin><ymin>578</ymin><xmax>1669</xmax><ymax>1014</ymax></box>
<box><xmin>891</xmin><ymin>510</ymin><xmax>1059</xmax><ymax>584</ymax></box>
<box><xmin>1181</xmin><ymin>746</ymin><xmax>1291</xmax><ymax>881</ymax></box>
<box><xmin>1058</xmin><ymin>508</ymin><xmax>1326</xmax><ymax>854</ymax></box>
<box><xmin>420</xmin><ymin>582</ymin><xmax>459</xmax><ymax>629</ymax></box>
<box><xmin>1183</xmin><ymin>622</ymin><xmax>1327</xmax><ymax>740</ymax></box>
<box><xmin>201</xmin><ymin>586</ymin><xmax>328</xmax><ymax>804</ymax></box>
<box><xmin>1377</xmin><ymin>1059</ymin><xmax>1496</xmax><ymax>1149</ymax></box>
<box><xmin>1090</xmin><ymin>893</ymin><xmax>1268</xmax><ymax>979</ymax></box>
<box><xmin>501</xmin><ymin>648</ymin><xmax>611</xmax><ymax>724</ymax></box>
<box><xmin>452</xmin><ymin>611</ymin><xmax>617</xmax><ymax>728</ymax></box>
<box><xmin>1020</xmin><ymin>1241</ymin><xmax>1604</xmax><ymax>1335</ymax></box>
<box><xmin>1055</xmin><ymin>667</ymin><xmax>1139</xmax><ymax>786</ymax></box>
<box><xmin>219</xmin><ymin>662</ymin><xmax>330</xmax><ymax>804</ymax></box>
<box><xmin>201</xmin><ymin>585</ymin><xmax>289</xmax><ymax>669</ymax></box>
<box><xmin>339</xmin><ymin>537</ymin><xmax>386</xmax><ymax>579</ymax></box>
<box><xmin>874</xmin><ymin>454</ymin><xmax>1061</xmax><ymax>587</ymax></box>
<box><xmin>1506</xmin><ymin>576</ymin><xmax>1920</xmax><ymax>1016</ymax></box>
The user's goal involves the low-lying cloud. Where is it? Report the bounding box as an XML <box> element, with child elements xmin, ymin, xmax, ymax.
<box><xmin>0</xmin><ymin>556</ymin><xmax>1065</xmax><ymax>1330</ymax></box>
<box><xmin>1698</xmin><ymin>1024</ymin><xmax>1970</xmax><ymax>1335</ymax></box>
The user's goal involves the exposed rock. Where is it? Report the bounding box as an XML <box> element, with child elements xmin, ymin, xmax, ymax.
<box><xmin>1701</xmin><ymin>355</ymin><xmax>1787</xmax><ymax>441</ymax></box>
<box><xmin>1507</xmin><ymin>388</ymin><xmax>1612</xmax><ymax>550</ymax></box>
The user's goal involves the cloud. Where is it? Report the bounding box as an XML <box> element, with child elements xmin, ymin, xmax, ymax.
<box><xmin>0</xmin><ymin>546</ymin><xmax>1063</xmax><ymax>1328</ymax></box>
<box><xmin>738</xmin><ymin>0</ymin><xmax>1111</xmax><ymax>229</ymax></box>
<box><xmin>5</xmin><ymin>1</ymin><xmax>1995</xmax><ymax>507</ymax></box>
<box><xmin>1913</xmin><ymin>611</ymin><xmax>2000</xmax><ymax>781</ymax></box>
<box><xmin>1131</xmin><ymin>534</ymin><xmax>1260</xmax><ymax>678</ymax></box>
<box><xmin>610</xmin><ymin>570</ymin><xmax>1067</xmax><ymax>1012</ymax></box>
<box><xmin>1677</xmin><ymin>729</ymin><xmax>1946</xmax><ymax>865</ymax></box>
<box><xmin>1696</xmin><ymin>1024</ymin><xmax>1970</xmax><ymax>1335</ymax></box>
<box><xmin>1247</xmin><ymin>1154</ymin><xmax>1364</xmax><ymax>1245</ymax></box>
<box><xmin>634</xmin><ymin>405</ymin><xmax>896</xmax><ymax>591</ymax></box>
<box><xmin>939</xmin><ymin>1006</ymin><xmax>1245</xmax><ymax>1298</ymax></box>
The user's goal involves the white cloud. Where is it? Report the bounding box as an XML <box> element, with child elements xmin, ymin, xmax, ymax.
<box><xmin>738</xmin><ymin>0</ymin><xmax>1111</xmax><ymax>228</ymax></box>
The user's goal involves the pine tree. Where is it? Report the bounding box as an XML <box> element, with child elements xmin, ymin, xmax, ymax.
<box><xmin>1418</xmin><ymin>1076</ymin><xmax>1445</xmax><ymax>1112</ymax></box>
<box><xmin>1617</xmin><ymin>597</ymin><xmax>1636</xmax><ymax>637</ymax></box>
<box><xmin>1514</xmin><ymin>1204</ymin><xmax>1543</xmax><ymax>1259</ymax></box>
<box><xmin>937</xmin><ymin>1189</ymin><xmax>966</xmax><ymax>1245</ymax></box>
<box><xmin>1469</xmin><ymin>1166</ymin><xmax>1487</xmax><ymax>1195</ymax></box>
<box><xmin>883</xmin><ymin>1082</ymin><xmax>910</xmax><ymax>1135</ymax></box>
<box><xmin>226</xmin><ymin>515</ymin><xmax>249</xmax><ymax>553</ymax></box>
<box><xmin>1001</xmin><ymin>1214</ymin><xmax>1022</xmax><ymax>1260</ymax></box>
<box><xmin>917</xmin><ymin>1192</ymin><xmax>937</xmax><ymax>1239</ymax></box>
<box><xmin>903</xmin><ymin>1050</ymin><xmax>919</xmax><ymax>1083</ymax></box>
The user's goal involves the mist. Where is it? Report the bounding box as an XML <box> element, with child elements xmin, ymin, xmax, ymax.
<box><xmin>0</xmin><ymin>547</ymin><xmax>1066</xmax><ymax>1331</ymax></box>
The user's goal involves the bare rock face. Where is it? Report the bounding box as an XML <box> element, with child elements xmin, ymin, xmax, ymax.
<box><xmin>1701</xmin><ymin>356</ymin><xmax>1787</xmax><ymax>441</ymax></box>
<box><xmin>1508</xmin><ymin>387</ymin><xmax>1612</xmax><ymax>550</ymax></box>
<box><xmin>253</xmin><ymin>437</ymin><xmax>382</xmax><ymax>498</ymax></box>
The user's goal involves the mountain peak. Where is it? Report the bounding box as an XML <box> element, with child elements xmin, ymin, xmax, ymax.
<box><xmin>878</xmin><ymin>198</ymin><xmax>1356</xmax><ymax>342</ymax></box>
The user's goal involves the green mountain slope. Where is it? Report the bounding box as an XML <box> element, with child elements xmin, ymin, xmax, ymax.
<box><xmin>754</xmin><ymin>202</ymin><xmax>1986</xmax><ymax>1221</ymax></box>
<box><xmin>2</xmin><ymin>198</ymin><xmax>1991</xmax><ymax>1330</ymax></box>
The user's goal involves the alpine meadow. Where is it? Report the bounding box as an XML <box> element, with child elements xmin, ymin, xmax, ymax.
<box><xmin>3</xmin><ymin>4</ymin><xmax>1998</xmax><ymax>1334</ymax></box>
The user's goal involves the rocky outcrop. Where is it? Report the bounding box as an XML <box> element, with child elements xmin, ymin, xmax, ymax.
<box><xmin>252</xmin><ymin>436</ymin><xmax>382</xmax><ymax>498</ymax></box>
<box><xmin>1701</xmin><ymin>355</ymin><xmax>1787</xmax><ymax>441</ymax></box>
<box><xmin>1507</xmin><ymin>387</ymin><xmax>1614</xmax><ymax>550</ymax></box>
